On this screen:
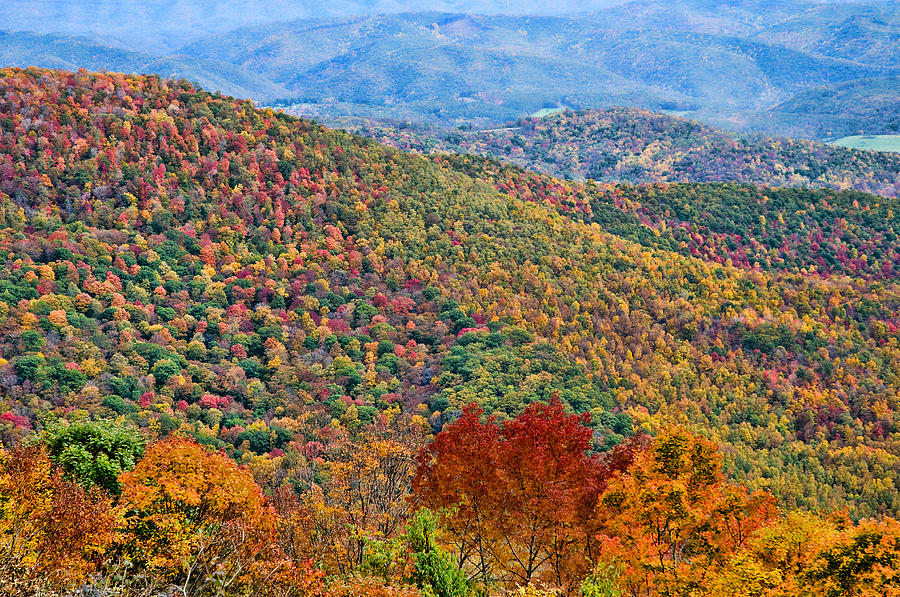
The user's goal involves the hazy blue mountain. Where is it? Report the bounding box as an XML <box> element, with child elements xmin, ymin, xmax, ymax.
<box><xmin>178</xmin><ymin>8</ymin><xmax>898</xmax><ymax>131</ymax></box>
<box><xmin>0</xmin><ymin>31</ymin><xmax>290</xmax><ymax>100</ymax></box>
<box><xmin>751</xmin><ymin>1</ymin><xmax>900</xmax><ymax>66</ymax></box>
<box><xmin>3</xmin><ymin>0</ymin><xmax>629</xmax><ymax>53</ymax></box>
<box><xmin>595</xmin><ymin>0</ymin><xmax>897</xmax><ymax>47</ymax></box>
<box><xmin>3</xmin><ymin>0</ymin><xmax>898</xmax><ymax>137</ymax></box>
<box><xmin>753</xmin><ymin>77</ymin><xmax>900</xmax><ymax>138</ymax></box>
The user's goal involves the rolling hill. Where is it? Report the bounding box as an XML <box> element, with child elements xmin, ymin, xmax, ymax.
<box><xmin>0</xmin><ymin>67</ymin><xmax>899</xmax><ymax>525</ymax></box>
<box><xmin>756</xmin><ymin>76</ymin><xmax>900</xmax><ymax>139</ymax></box>
<box><xmin>358</xmin><ymin>107</ymin><xmax>900</xmax><ymax>197</ymax></box>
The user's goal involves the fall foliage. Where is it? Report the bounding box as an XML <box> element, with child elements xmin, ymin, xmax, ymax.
<box><xmin>0</xmin><ymin>445</ymin><xmax>115</xmax><ymax>593</ymax></box>
<box><xmin>594</xmin><ymin>429</ymin><xmax>776</xmax><ymax>595</ymax></box>
<box><xmin>0</xmin><ymin>67</ymin><xmax>898</xmax><ymax>595</ymax></box>
<box><xmin>362</xmin><ymin>107</ymin><xmax>900</xmax><ymax>198</ymax></box>
<box><xmin>414</xmin><ymin>400</ymin><xmax>640</xmax><ymax>589</ymax></box>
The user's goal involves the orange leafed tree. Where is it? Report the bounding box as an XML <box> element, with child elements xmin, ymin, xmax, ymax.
<box><xmin>0</xmin><ymin>445</ymin><xmax>116</xmax><ymax>592</ymax></box>
<box><xmin>595</xmin><ymin>428</ymin><xmax>776</xmax><ymax>596</ymax></box>
<box><xmin>118</xmin><ymin>435</ymin><xmax>323</xmax><ymax>596</ymax></box>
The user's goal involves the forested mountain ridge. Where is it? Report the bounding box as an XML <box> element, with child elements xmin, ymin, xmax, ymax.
<box><xmin>359</xmin><ymin>107</ymin><xmax>900</xmax><ymax>197</ymax></box>
<box><xmin>438</xmin><ymin>153</ymin><xmax>899</xmax><ymax>279</ymax></box>
<box><xmin>1</xmin><ymin>68</ymin><xmax>900</xmax><ymax>595</ymax></box>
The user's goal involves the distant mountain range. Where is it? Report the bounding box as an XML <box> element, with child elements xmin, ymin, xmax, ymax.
<box><xmin>2</xmin><ymin>0</ymin><xmax>899</xmax><ymax>138</ymax></box>
<box><xmin>0</xmin><ymin>31</ymin><xmax>291</xmax><ymax>100</ymax></box>
<box><xmin>3</xmin><ymin>0</ymin><xmax>630</xmax><ymax>53</ymax></box>
<box><xmin>756</xmin><ymin>77</ymin><xmax>900</xmax><ymax>138</ymax></box>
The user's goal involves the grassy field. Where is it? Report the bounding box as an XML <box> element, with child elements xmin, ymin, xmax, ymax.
<box><xmin>531</xmin><ymin>107</ymin><xmax>567</xmax><ymax>118</ymax></box>
<box><xmin>829</xmin><ymin>135</ymin><xmax>900</xmax><ymax>153</ymax></box>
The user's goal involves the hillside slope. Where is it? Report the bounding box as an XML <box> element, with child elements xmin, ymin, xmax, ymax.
<box><xmin>757</xmin><ymin>77</ymin><xmax>900</xmax><ymax>139</ymax></box>
<box><xmin>359</xmin><ymin>108</ymin><xmax>900</xmax><ymax>197</ymax></box>
<box><xmin>0</xmin><ymin>68</ymin><xmax>898</xmax><ymax>518</ymax></box>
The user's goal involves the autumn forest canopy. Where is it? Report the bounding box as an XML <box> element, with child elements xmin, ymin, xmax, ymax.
<box><xmin>0</xmin><ymin>68</ymin><xmax>899</xmax><ymax>596</ymax></box>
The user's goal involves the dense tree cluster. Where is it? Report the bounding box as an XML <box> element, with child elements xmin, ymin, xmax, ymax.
<box><xmin>0</xmin><ymin>67</ymin><xmax>898</xmax><ymax>517</ymax></box>
<box><xmin>3</xmin><ymin>407</ymin><xmax>899</xmax><ymax>596</ymax></box>
<box><xmin>0</xmin><ymin>68</ymin><xmax>899</xmax><ymax>594</ymax></box>
<box><xmin>444</xmin><ymin>156</ymin><xmax>900</xmax><ymax>280</ymax></box>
